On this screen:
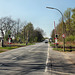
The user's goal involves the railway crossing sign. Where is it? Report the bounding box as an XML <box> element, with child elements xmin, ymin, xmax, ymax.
<box><xmin>62</xmin><ymin>34</ymin><xmax>65</xmax><ymax>38</ymax></box>
<box><xmin>8</xmin><ymin>38</ymin><xmax>12</xmax><ymax>44</ymax></box>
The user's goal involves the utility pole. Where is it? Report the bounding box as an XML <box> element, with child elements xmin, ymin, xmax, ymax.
<box><xmin>24</xmin><ymin>26</ymin><xmax>25</xmax><ymax>43</ymax></box>
<box><xmin>54</xmin><ymin>21</ymin><xmax>58</xmax><ymax>48</ymax></box>
<box><xmin>26</xmin><ymin>30</ymin><xmax>28</xmax><ymax>45</ymax></box>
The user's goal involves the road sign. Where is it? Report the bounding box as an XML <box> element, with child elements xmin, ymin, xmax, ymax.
<box><xmin>62</xmin><ymin>34</ymin><xmax>65</xmax><ymax>38</ymax></box>
<box><xmin>8</xmin><ymin>38</ymin><xmax>12</xmax><ymax>44</ymax></box>
<box><xmin>55</xmin><ymin>38</ymin><xmax>57</xmax><ymax>43</ymax></box>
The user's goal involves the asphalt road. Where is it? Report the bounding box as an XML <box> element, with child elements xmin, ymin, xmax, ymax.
<box><xmin>0</xmin><ymin>42</ymin><xmax>48</xmax><ymax>75</ymax></box>
<box><xmin>0</xmin><ymin>42</ymin><xmax>75</xmax><ymax>75</ymax></box>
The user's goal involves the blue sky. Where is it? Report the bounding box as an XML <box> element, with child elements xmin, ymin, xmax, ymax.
<box><xmin>0</xmin><ymin>0</ymin><xmax>75</xmax><ymax>37</ymax></box>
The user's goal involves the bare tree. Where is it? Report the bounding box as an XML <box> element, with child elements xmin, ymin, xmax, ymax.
<box><xmin>0</xmin><ymin>17</ymin><xmax>16</xmax><ymax>39</ymax></box>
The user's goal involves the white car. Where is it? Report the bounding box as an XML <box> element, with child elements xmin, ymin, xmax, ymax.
<box><xmin>45</xmin><ymin>40</ymin><xmax>48</xmax><ymax>43</ymax></box>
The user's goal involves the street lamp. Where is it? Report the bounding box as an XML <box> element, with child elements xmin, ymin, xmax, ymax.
<box><xmin>46</xmin><ymin>7</ymin><xmax>65</xmax><ymax>51</ymax></box>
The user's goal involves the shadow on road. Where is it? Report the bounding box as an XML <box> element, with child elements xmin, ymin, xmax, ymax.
<box><xmin>48</xmin><ymin>57</ymin><xmax>75</xmax><ymax>74</ymax></box>
<box><xmin>0</xmin><ymin>62</ymin><xmax>45</xmax><ymax>74</ymax></box>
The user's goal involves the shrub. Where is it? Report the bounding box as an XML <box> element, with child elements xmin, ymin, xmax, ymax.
<box><xmin>66</xmin><ymin>35</ymin><xmax>75</xmax><ymax>42</ymax></box>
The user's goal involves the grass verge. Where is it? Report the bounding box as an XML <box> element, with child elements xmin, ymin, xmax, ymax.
<box><xmin>53</xmin><ymin>48</ymin><xmax>63</xmax><ymax>52</ymax></box>
<box><xmin>0</xmin><ymin>46</ymin><xmax>19</xmax><ymax>53</ymax></box>
<box><xmin>27</xmin><ymin>43</ymin><xmax>35</xmax><ymax>45</ymax></box>
<box><xmin>0</xmin><ymin>43</ymin><xmax>35</xmax><ymax>53</ymax></box>
<box><xmin>50</xmin><ymin>43</ymin><xmax>75</xmax><ymax>52</ymax></box>
<box><xmin>0</xmin><ymin>46</ymin><xmax>19</xmax><ymax>50</ymax></box>
<box><xmin>17</xmin><ymin>43</ymin><xmax>35</xmax><ymax>46</ymax></box>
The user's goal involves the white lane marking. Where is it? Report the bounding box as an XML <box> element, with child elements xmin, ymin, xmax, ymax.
<box><xmin>45</xmin><ymin>43</ymin><xmax>50</xmax><ymax>72</ymax></box>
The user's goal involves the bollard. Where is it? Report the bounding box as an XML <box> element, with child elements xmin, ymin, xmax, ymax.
<box><xmin>70</xmin><ymin>46</ymin><xmax>72</xmax><ymax>52</ymax></box>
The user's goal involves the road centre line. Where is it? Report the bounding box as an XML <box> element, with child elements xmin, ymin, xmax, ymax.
<box><xmin>45</xmin><ymin>43</ymin><xmax>50</xmax><ymax>72</ymax></box>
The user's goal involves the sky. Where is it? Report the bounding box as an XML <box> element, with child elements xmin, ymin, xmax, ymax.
<box><xmin>0</xmin><ymin>0</ymin><xmax>75</xmax><ymax>38</ymax></box>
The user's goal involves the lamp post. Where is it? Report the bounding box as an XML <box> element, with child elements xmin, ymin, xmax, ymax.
<box><xmin>46</xmin><ymin>7</ymin><xmax>65</xmax><ymax>51</ymax></box>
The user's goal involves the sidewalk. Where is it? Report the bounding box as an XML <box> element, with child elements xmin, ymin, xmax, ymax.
<box><xmin>47</xmin><ymin>45</ymin><xmax>75</xmax><ymax>75</ymax></box>
<box><xmin>62</xmin><ymin>51</ymin><xmax>75</xmax><ymax>65</ymax></box>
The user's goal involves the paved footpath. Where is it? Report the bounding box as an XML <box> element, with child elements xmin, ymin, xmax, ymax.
<box><xmin>46</xmin><ymin>45</ymin><xmax>75</xmax><ymax>75</ymax></box>
<box><xmin>62</xmin><ymin>51</ymin><xmax>75</xmax><ymax>65</ymax></box>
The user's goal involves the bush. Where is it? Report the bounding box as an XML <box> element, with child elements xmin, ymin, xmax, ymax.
<box><xmin>66</xmin><ymin>35</ymin><xmax>75</xmax><ymax>42</ymax></box>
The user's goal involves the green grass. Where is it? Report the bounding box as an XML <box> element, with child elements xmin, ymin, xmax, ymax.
<box><xmin>50</xmin><ymin>43</ymin><xmax>55</xmax><ymax>47</ymax></box>
<box><xmin>18</xmin><ymin>43</ymin><xmax>35</xmax><ymax>45</ymax></box>
<box><xmin>27</xmin><ymin>43</ymin><xmax>35</xmax><ymax>45</ymax></box>
<box><xmin>0</xmin><ymin>46</ymin><xmax>19</xmax><ymax>53</ymax></box>
<box><xmin>50</xmin><ymin>43</ymin><xmax>75</xmax><ymax>52</ymax></box>
<box><xmin>0</xmin><ymin>43</ymin><xmax>35</xmax><ymax>53</ymax></box>
<box><xmin>0</xmin><ymin>51</ymin><xmax>5</xmax><ymax>53</ymax></box>
<box><xmin>53</xmin><ymin>48</ymin><xmax>63</xmax><ymax>51</ymax></box>
<box><xmin>53</xmin><ymin>47</ymin><xmax>75</xmax><ymax>52</ymax></box>
<box><xmin>58</xmin><ymin>44</ymin><xmax>75</xmax><ymax>47</ymax></box>
<box><xmin>65</xmin><ymin>48</ymin><xmax>75</xmax><ymax>52</ymax></box>
<box><xmin>0</xmin><ymin>46</ymin><xmax>19</xmax><ymax>50</ymax></box>
<box><xmin>0</xmin><ymin>43</ymin><xmax>35</xmax><ymax>50</ymax></box>
<box><xmin>17</xmin><ymin>43</ymin><xmax>26</xmax><ymax>45</ymax></box>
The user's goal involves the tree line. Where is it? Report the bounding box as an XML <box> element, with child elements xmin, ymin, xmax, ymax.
<box><xmin>51</xmin><ymin>8</ymin><xmax>75</xmax><ymax>43</ymax></box>
<box><xmin>0</xmin><ymin>17</ymin><xmax>44</xmax><ymax>44</ymax></box>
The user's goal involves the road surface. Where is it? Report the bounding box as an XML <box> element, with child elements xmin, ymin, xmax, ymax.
<box><xmin>0</xmin><ymin>42</ymin><xmax>75</xmax><ymax>75</ymax></box>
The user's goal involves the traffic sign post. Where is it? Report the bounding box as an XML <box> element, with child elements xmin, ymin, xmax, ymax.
<box><xmin>62</xmin><ymin>34</ymin><xmax>65</xmax><ymax>38</ymax></box>
<box><xmin>8</xmin><ymin>34</ymin><xmax>12</xmax><ymax>45</ymax></box>
<box><xmin>55</xmin><ymin>38</ymin><xmax>57</xmax><ymax>43</ymax></box>
<box><xmin>8</xmin><ymin>38</ymin><xmax>12</xmax><ymax>47</ymax></box>
<box><xmin>8</xmin><ymin>38</ymin><xmax>12</xmax><ymax>44</ymax></box>
<box><xmin>54</xmin><ymin>38</ymin><xmax>58</xmax><ymax>48</ymax></box>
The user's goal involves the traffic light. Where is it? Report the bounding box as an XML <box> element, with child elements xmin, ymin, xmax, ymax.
<box><xmin>55</xmin><ymin>34</ymin><xmax>58</xmax><ymax>38</ymax></box>
<box><xmin>8</xmin><ymin>34</ymin><xmax>12</xmax><ymax>44</ymax></box>
<box><xmin>8</xmin><ymin>34</ymin><xmax>11</xmax><ymax>38</ymax></box>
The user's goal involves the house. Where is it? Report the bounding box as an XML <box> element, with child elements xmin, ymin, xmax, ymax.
<box><xmin>0</xmin><ymin>30</ymin><xmax>5</xmax><ymax>42</ymax></box>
